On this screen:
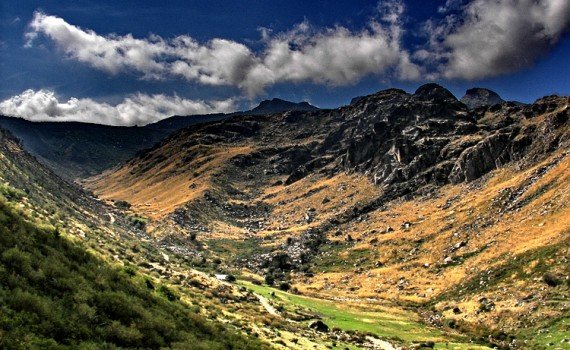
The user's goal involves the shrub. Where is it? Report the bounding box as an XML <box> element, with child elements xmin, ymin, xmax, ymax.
<box><xmin>264</xmin><ymin>274</ymin><xmax>275</xmax><ymax>286</ymax></box>
<box><xmin>0</xmin><ymin>201</ymin><xmax>269</xmax><ymax>350</ymax></box>
<box><xmin>114</xmin><ymin>200</ymin><xmax>131</xmax><ymax>210</ymax></box>
<box><xmin>543</xmin><ymin>273</ymin><xmax>562</xmax><ymax>287</ymax></box>
<box><xmin>278</xmin><ymin>282</ymin><xmax>290</xmax><ymax>291</ymax></box>
<box><xmin>226</xmin><ymin>274</ymin><xmax>237</xmax><ymax>282</ymax></box>
<box><xmin>158</xmin><ymin>285</ymin><xmax>179</xmax><ymax>301</ymax></box>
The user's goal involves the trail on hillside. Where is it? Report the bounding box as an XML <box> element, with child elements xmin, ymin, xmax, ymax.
<box><xmin>254</xmin><ymin>292</ymin><xmax>280</xmax><ymax>316</ymax></box>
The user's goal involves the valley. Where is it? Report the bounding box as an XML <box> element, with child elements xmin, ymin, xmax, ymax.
<box><xmin>1</xmin><ymin>85</ymin><xmax>568</xmax><ymax>349</ymax></box>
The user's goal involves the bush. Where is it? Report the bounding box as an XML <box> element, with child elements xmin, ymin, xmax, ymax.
<box><xmin>264</xmin><ymin>274</ymin><xmax>275</xmax><ymax>286</ymax></box>
<box><xmin>543</xmin><ymin>273</ymin><xmax>562</xmax><ymax>287</ymax></box>
<box><xmin>114</xmin><ymin>200</ymin><xmax>131</xmax><ymax>210</ymax></box>
<box><xmin>158</xmin><ymin>285</ymin><xmax>179</xmax><ymax>301</ymax></box>
<box><xmin>226</xmin><ymin>274</ymin><xmax>237</xmax><ymax>282</ymax></box>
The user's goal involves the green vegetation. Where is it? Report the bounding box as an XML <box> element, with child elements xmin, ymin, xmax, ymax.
<box><xmin>524</xmin><ymin>317</ymin><xmax>570</xmax><ymax>350</ymax></box>
<box><xmin>0</xmin><ymin>198</ymin><xmax>269</xmax><ymax>349</ymax></box>
<box><xmin>240</xmin><ymin>281</ymin><xmax>491</xmax><ymax>349</ymax></box>
<box><xmin>0</xmin><ymin>183</ymin><xmax>25</xmax><ymax>201</ymax></box>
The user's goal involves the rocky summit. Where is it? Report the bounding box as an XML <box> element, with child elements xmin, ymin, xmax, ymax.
<box><xmin>460</xmin><ymin>87</ymin><xmax>506</xmax><ymax>110</ymax></box>
<box><xmin>248</xmin><ymin>98</ymin><xmax>320</xmax><ymax>115</ymax></box>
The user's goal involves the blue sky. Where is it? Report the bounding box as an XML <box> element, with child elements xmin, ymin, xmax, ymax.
<box><xmin>1</xmin><ymin>0</ymin><xmax>569</xmax><ymax>125</ymax></box>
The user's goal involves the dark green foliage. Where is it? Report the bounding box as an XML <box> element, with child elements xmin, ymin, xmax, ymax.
<box><xmin>225</xmin><ymin>274</ymin><xmax>237</xmax><ymax>283</ymax></box>
<box><xmin>145</xmin><ymin>278</ymin><xmax>155</xmax><ymax>290</ymax></box>
<box><xmin>0</xmin><ymin>184</ymin><xmax>25</xmax><ymax>201</ymax></box>
<box><xmin>543</xmin><ymin>273</ymin><xmax>562</xmax><ymax>287</ymax></box>
<box><xmin>158</xmin><ymin>285</ymin><xmax>179</xmax><ymax>301</ymax></box>
<box><xmin>0</xmin><ymin>200</ymin><xmax>269</xmax><ymax>349</ymax></box>
<box><xmin>278</xmin><ymin>282</ymin><xmax>290</xmax><ymax>291</ymax></box>
<box><xmin>264</xmin><ymin>274</ymin><xmax>275</xmax><ymax>286</ymax></box>
<box><xmin>128</xmin><ymin>215</ymin><xmax>147</xmax><ymax>230</ymax></box>
<box><xmin>114</xmin><ymin>200</ymin><xmax>131</xmax><ymax>210</ymax></box>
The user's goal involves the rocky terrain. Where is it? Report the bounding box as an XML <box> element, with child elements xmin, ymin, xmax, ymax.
<box><xmin>86</xmin><ymin>84</ymin><xmax>569</xmax><ymax>349</ymax></box>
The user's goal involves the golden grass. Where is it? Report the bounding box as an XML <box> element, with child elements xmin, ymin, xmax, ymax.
<box><xmin>86</xmin><ymin>145</ymin><xmax>252</xmax><ymax>219</ymax></box>
<box><xmin>300</xmin><ymin>151</ymin><xmax>569</xmax><ymax>302</ymax></box>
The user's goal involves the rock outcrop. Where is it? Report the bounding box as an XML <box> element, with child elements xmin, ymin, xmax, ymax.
<box><xmin>91</xmin><ymin>83</ymin><xmax>569</xmax><ymax>223</ymax></box>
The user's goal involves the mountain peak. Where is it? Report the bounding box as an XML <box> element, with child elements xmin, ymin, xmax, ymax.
<box><xmin>414</xmin><ymin>83</ymin><xmax>457</xmax><ymax>101</ymax></box>
<box><xmin>461</xmin><ymin>88</ymin><xmax>505</xmax><ymax>109</ymax></box>
<box><xmin>249</xmin><ymin>98</ymin><xmax>319</xmax><ymax>115</ymax></box>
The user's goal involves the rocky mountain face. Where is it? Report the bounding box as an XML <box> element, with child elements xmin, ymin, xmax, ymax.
<box><xmin>336</xmin><ymin>85</ymin><xmax>567</xmax><ymax>198</ymax></box>
<box><xmin>460</xmin><ymin>87</ymin><xmax>505</xmax><ymax>109</ymax></box>
<box><xmin>88</xmin><ymin>84</ymin><xmax>568</xmax><ymax>252</ymax></box>
<box><xmin>90</xmin><ymin>83</ymin><xmax>569</xmax><ymax>221</ymax></box>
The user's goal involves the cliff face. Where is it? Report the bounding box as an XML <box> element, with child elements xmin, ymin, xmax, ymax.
<box><xmin>340</xmin><ymin>86</ymin><xmax>567</xmax><ymax>195</ymax></box>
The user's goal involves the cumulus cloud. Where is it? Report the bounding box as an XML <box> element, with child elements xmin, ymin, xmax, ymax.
<box><xmin>248</xmin><ymin>14</ymin><xmax>420</xmax><ymax>95</ymax></box>
<box><xmin>0</xmin><ymin>90</ymin><xmax>236</xmax><ymax>126</ymax></box>
<box><xmin>26</xmin><ymin>2</ymin><xmax>419</xmax><ymax>96</ymax></box>
<box><xmin>21</xmin><ymin>1</ymin><xmax>570</xmax><ymax>93</ymax></box>
<box><xmin>422</xmin><ymin>0</ymin><xmax>570</xmax><ymax>80</ymax></box>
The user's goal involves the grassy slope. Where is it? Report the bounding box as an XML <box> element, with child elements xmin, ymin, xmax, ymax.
<box><xmin>0</xmin><ymin>196</ymin><xmax>269</xmax><ymax>349</ymax></box>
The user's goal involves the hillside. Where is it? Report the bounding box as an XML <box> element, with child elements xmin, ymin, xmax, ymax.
<box><xmin>0</xmin><ymin>114</ymin><xmax>222</xmax><ymax>180</ymax></box>
<box><xmin>0</xmin><ymin>198</ymin><xmax>270</xmax><ymax>349</ymax></box>
<box><xmin>87</xmin><ymin>84</ymin><xmax>570</xmax><ymax>349</ymax></box>
<box><xmin>0</xmin><ymin>99</ymin><xmax>318</xmax><ymax>181</ymax></box>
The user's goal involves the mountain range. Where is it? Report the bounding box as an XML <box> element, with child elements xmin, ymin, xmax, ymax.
<box><xmin>0</xmin><ymin>85</ymin><xmax>568</xmax><ymax>350</ymax></box>
<box><xmin>0</xmin><ymin>99</ymin><xmax>317</xmax><ymax>180</ymax></box>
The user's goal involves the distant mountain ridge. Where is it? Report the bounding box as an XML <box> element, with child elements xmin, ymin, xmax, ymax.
<box><xmin>247</xmin><ymin>98</ymin><xmax>319</xmax><ymax>115</ymax></box>
<box><xmin>0</xmin><ymin>98</ymin><xmax>319</xmax><ymax>181</ymax></box>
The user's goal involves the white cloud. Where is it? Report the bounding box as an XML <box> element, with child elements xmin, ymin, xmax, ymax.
<box><xmin>422</xmin><ymin>0</ymin><xmax>570</xmax><ymax>80</ymax></box>
<box><xmin>21</xmin><ymin>1</ymin><xmax>570</xmax><ymax>93</ymax></box>
<box><xmin>248</xmin><ymin>15</ymin><xmax>420</xmax><ymax>96</ymax></box>
<box><xmin>26</xmin><ymin>2</ymin><xmax>419</xmax><ymax>96</ymax></box>
<box><xmin>0</xmin><ymin>89</ymin><xmax>236</xmax><ymax>126</ymax></box>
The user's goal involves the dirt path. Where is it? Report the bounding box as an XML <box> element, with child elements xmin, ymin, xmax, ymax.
<box><xmin>254</xmin><ymin>292</ymin><xmax>280</xmax><ymax>316</ymax></box>
<box><xmin>366</xmin><ymin>336</ymin><xmax>399</xmax><ymax>350</ymax></box>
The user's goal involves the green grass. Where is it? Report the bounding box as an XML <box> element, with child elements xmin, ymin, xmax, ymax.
<box><xmin>240</xmin><ymin>281</ymin><xmax>491</xmax><ymax>349</ymax></box>
<box><xmin>205</xmin><ymin>237</ymin><xmax>269</xmax><ymax>263</ymax></box>
<box><xmin>523</xmin><ymin>317</ymin><xmax>570</xmax><ymax>350</ymax></box>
